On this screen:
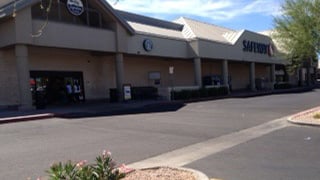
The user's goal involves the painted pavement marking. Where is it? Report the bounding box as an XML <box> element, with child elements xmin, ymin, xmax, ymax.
<box><xmin>129</xmin><ymin>117</ymin><xmax>290</xmax><ymax>169</ymax></box>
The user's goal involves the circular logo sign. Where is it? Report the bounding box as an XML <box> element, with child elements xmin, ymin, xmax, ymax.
<box><xmin>67</xmin><ymin>0</ymin><xmax>84</xmax><ymax>16</ymax></box>
<box><xmin>143</xmin><ymin>39</ymin><xmax>153</xmax><ymax>52</ymax></box>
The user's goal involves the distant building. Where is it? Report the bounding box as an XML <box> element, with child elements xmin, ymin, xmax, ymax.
<box><xmin>0</xmin><ymin>0</ymin><xmax>286</xmax><ymax>109</ymax></box>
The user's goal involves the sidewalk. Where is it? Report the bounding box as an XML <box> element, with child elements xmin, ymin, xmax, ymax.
<box><xmin>0</xmin><ymin>86</ymin><xmax>317</xmax><ymax>124</ymax></box>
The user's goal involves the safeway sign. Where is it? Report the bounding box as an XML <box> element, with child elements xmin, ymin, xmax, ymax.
<box><xmin>67</xmin><ymin>0</ymin><xmax>84</xmax><ymax>16</ymax></box>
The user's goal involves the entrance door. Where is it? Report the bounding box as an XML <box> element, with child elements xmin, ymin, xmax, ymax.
<box><xmin>30</xmin><ymin>71</ymin><xmax>85</xmax><ymax>106</ymax></box>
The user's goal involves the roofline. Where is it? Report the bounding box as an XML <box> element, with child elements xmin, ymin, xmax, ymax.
<box><xmin>242</xmin><ymin>29</ymin><xmax>274</xmax><ymax>40</ymax></box>
<box><xmin>0</xmin><ymin>0</ymin><xmax>40</xmax><ymax>20</ymax></box>
<box><xmin>98</xmin><ymin>0</ymin><xmax>135</xmax><ymax>35</ymax></box>
<box><xmin>181</xmin><ymin>16</ymin><xmax>236</xmax><ymax>32</ymax></box>
<box><xmin>116</xmin><ymin>10</ymin><xmax>183</xmax><ymax>31</ymax></box>
<box><xmin>0</xmin><ymin>0</ymin><xmax>136</xmax><ymax>35</ymax></box>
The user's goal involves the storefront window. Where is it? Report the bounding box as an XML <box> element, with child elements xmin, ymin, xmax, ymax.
<box><xmin>30</xmin><ymin>71</ymin><xmax>85</xmax><ymax>106</ymax></box>
<box><xmin>32</xmin><ymin>0</ymin><xmax>108</xmax><ymax>29</ymax></box>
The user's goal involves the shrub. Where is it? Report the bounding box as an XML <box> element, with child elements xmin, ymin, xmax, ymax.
<box><xmin>36</xmin><ymin>150</ymin><xmax>132</xmax><ymax>180</ymax></box>
<box><xmin>313</xmin><ymin>113</ymin><xmax>320</xmax><ymax>119</ymax></box>
<box><xmin>131</xmin><ymin>86</ymin><xmax>158</xmax><ymax>100</ymax></box>
<box><xmin>172</xmin><ymin>86</ymin><xmax>228</xmax><ymax>100</ymax></box>
<box><xmin>274</xmin><ymin>83</ymin><xmax>292</xmax><ymax>89</ymax></box>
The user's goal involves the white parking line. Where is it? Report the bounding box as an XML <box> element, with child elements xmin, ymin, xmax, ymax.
<box><xmin>129</xmin><ymin>117</ymin><xmax>290</xmax><ymax>169</ymax></box>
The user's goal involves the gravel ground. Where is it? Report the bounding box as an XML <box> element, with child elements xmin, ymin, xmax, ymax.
<box><xmin>123</xmin><ymin>167</ymin><xmax>197</xmax><ymax>180</ymax></box>
<box><xmin>289</xmin><ymin>106</ymin><xmax>320</xmax><ymax>126</ymax></box>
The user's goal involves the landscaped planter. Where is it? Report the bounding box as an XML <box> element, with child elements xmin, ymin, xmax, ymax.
<box><xmin>123</xmin><ymin>166</ymin><xmax>209</xmax><ymax>180</ymax></box>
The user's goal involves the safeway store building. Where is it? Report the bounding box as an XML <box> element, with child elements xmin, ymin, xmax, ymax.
<box><xmin>0</xmin><ymin>0</ymin><xmax>286</xmax><ymax>109</ymax></box>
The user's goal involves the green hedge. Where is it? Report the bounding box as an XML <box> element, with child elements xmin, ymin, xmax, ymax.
<box><xmin>274</xmin><ymin>83</ymin><xmax>292</xmax><ymax>89</ymax></box>
<box><xmin>172</xmin><ymin>87</ymin><xmax>228</xmax><ymax>100</ymax></box>
<box><xmin>131</xmin><ymin>86</ymin><xmax>158</xmax><ymax>100</ymax></box>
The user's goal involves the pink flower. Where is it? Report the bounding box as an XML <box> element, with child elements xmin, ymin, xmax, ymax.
<box><xmin>117</xmin><ymin>164</ymin><xmax>134</xmax><ymax>174</ymax></box>
<box><xmin>76</xmin><ymin>160</ymin><xmax>87</xmax><ymax>168</ymax></box>
<box><xmin>36</xmin><ymin>177</ymin><xmax>42</xmax><ymax>180</ymax></box>
<box><xmin>102</xmin><ymin>150</ymin><xmax>112</xmax><ymax>157</ymax></box>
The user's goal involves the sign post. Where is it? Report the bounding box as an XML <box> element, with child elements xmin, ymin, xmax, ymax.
<box><xmin>169</xmin><ymin>66</ymin><xmax>174</xmax><ymax>100</ymax></box>
<box><xmin>123</xmin><ymin>84</ymin><xmax>132</xmax><ymax>101</ymax></box>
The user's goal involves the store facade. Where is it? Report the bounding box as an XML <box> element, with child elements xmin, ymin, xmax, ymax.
<box><xmin>0</xmin><ymin>0</ymin><xmax>286</xmax><ymax>109</ymax></box>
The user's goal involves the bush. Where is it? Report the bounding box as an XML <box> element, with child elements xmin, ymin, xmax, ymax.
<box><xmin>35</xmin><ymin>150</ymin><xmax>132</xmax><ymax>180</ymax></box>
<box><xmin>172</xmin><ymin>87</ymin><xmax>228</xmax><ymax>100</ymax></box>
<box><xmin>131</xmin><ymin>86</ymin><xmax>158</xmax><ymax>100</ymax></box>
<box><xmin>313</xmin><ymin>113</ymin><xmax>320</xmax><ymax>119</ymax></box>
<box><xmin>274</xmin><ymin>83</ymin><xmax>292</xmax><ymax>89</ymax></box>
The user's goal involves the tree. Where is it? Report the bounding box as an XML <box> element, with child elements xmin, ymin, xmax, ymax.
<box><xmin>273</xmin><ymin>0</ymin><xmax>319</xmax><ymax>74</ymax></box>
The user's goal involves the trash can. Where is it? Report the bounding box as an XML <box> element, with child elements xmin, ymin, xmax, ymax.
<box><xmin>109</xmin><ymin>88</ymin><xmax>118</xmax><ymax>102</ymax></box>
<box><xmin>35</xmin><ymin>91</ymin><xmax>46</xmax><ymax>109</ymax></box>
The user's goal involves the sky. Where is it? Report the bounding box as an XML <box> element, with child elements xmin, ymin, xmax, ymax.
<box><xmin>106</xmin><ymin>0</ymin><xmax>284</xmax><ymax>32</ymax></box>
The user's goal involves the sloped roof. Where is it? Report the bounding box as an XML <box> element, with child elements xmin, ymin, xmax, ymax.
<box><xmin>126</xmin><ymin>21</ymin><xmax>185</xmax><ymax>39</ymax></box>
<box><xmin>0</xmin><ymin>0</ymin><xmax>14</xmax><ymax>7</ymax></box>
<box><xmin>116</xmin><ymin>11</ymin><xmax>245</xmax><ymax>43</ymax></box>
<box><xmin>0</xmin><ymin>0</ymin><xmax>273</xmax><ymax>47</ymax></box>
<box><xmin>175</xmin><ymin>17</ymin><xmax>238</xmax><ymax>44</ymax></box>
<box><xmin>259</xmin><ymin>30</ymin><xmax>287</xmax><ymax>54</ymax></box>
<box><xmin>116</xmin><ymin>10</ymin><xmax>183</xmax><ymax>32</ymax></box>
<box><xmin>0</xmin><ymin>0</ymin><xmax>39</xmax><ymax>19</ymax></box>
<box><xmin>117</xmin><ymin>10</ymin><xmax>185</xmax><ymax>39</ymax></box>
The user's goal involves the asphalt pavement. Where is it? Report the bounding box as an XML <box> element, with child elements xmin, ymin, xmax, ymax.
<box><xmin>187</xmin><ymin>126</ymin><xmax>320</xmax><ymax>180</ymax></box>
<box><xmin>0</xmin><ymin>88</ymin><xmax>319</xmax><ymax>179</ymax></box>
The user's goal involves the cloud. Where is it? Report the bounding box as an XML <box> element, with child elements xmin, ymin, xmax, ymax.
<box><xmin>107</xmin><ymin>0</ymin><xmax>283</xmax><ymax>21</ymax></box>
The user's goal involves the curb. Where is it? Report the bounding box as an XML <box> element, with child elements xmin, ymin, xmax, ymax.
<box><xmin>177</xmin><ymin>167</ymin><xmax>209</xmax><ymax>180</ymax></box>
<box><xmin>0</xmin><ymin>113</ymin><xmax>55</xmax><ymax>124</ymax></box>
<box><xmin>287</xmin><ymin>106</ymin><xmax>320</xmax><ymax>127</ymax></box>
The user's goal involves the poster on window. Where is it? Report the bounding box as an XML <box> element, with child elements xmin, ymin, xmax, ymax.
<box><xmin>123</xmin><ymin>84</ymin><xmax>132</xmax><ymax>101</ymax></box>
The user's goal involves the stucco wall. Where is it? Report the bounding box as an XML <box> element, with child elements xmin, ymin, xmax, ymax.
<box><xmin>229</xmin><ymin>62</ymin><xmax>250</xmax><ymax>90</ymax></box>
<box><xmin>0</xmin><ymin>20</ymin><xmax>16</xmax><ymax>48</ymax></box>
<box><xmin>123</xmin><ymin>56</ymin><xmax>195</xmax><ymax>87</ymax></box>
<box><xmin>0</xmin><ymin>49</ymin><xmax>20</xmax><ymax>106</ymax></box>
<box><xmin>256</xmin><ymin>63</ymin><xmax>270</xmax><ymax>80</ymax></box>
<box><xmin>29</xmin><ymin>47</ymin><xmax>116</xmax><ymax>100</ymax></box>
<box><xmin>202</xmin><ymin>60</ymin><xmax>222</xmax><ymax>76</ymax></box>
<box><xmin>126</xmin><ymin>35</ymin><xmax>189</xmax><ymax>59</ymax></box>
<box><xmin>198</xmin><ymin>31</ymin><xmax>284</xmax><ymax>64</ymax></box>
<box><xmin>32</xmin><ymin>20</ymin><xmax>116</xmax><ymax>52</ymax></box>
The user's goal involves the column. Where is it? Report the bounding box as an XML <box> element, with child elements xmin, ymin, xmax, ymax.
<box><xmin>193</xmin><ymin>57</ymin><xmax>202</xmax><ymax>87</ymax></box>
<box><xmin>15</xmin><ymin>45</ymin><xmax>33</xmax><ymax>110</ymax></box>
<box><xmin>270</xmin><ymin>64</ymin><xmax>275</xmax><ymax>90</ymax></box>
<box><xmin>306</xmin><ymin>58</ymin><xmax>311</xmax><ymax>86</ymax></box>
<box><xmin>250</xmin><ymin>62</ymin><xmax>256</xmax><ymax>91</ymax></box>
<box><xmin>222</xmin><ymin>59</ymin><xmax>229</xmax><ymax>90</ymax></box>
<box><xmin>115</xmin><ymin>53</ymin><xmax>124</xmax><ymax>101</ymax></box>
